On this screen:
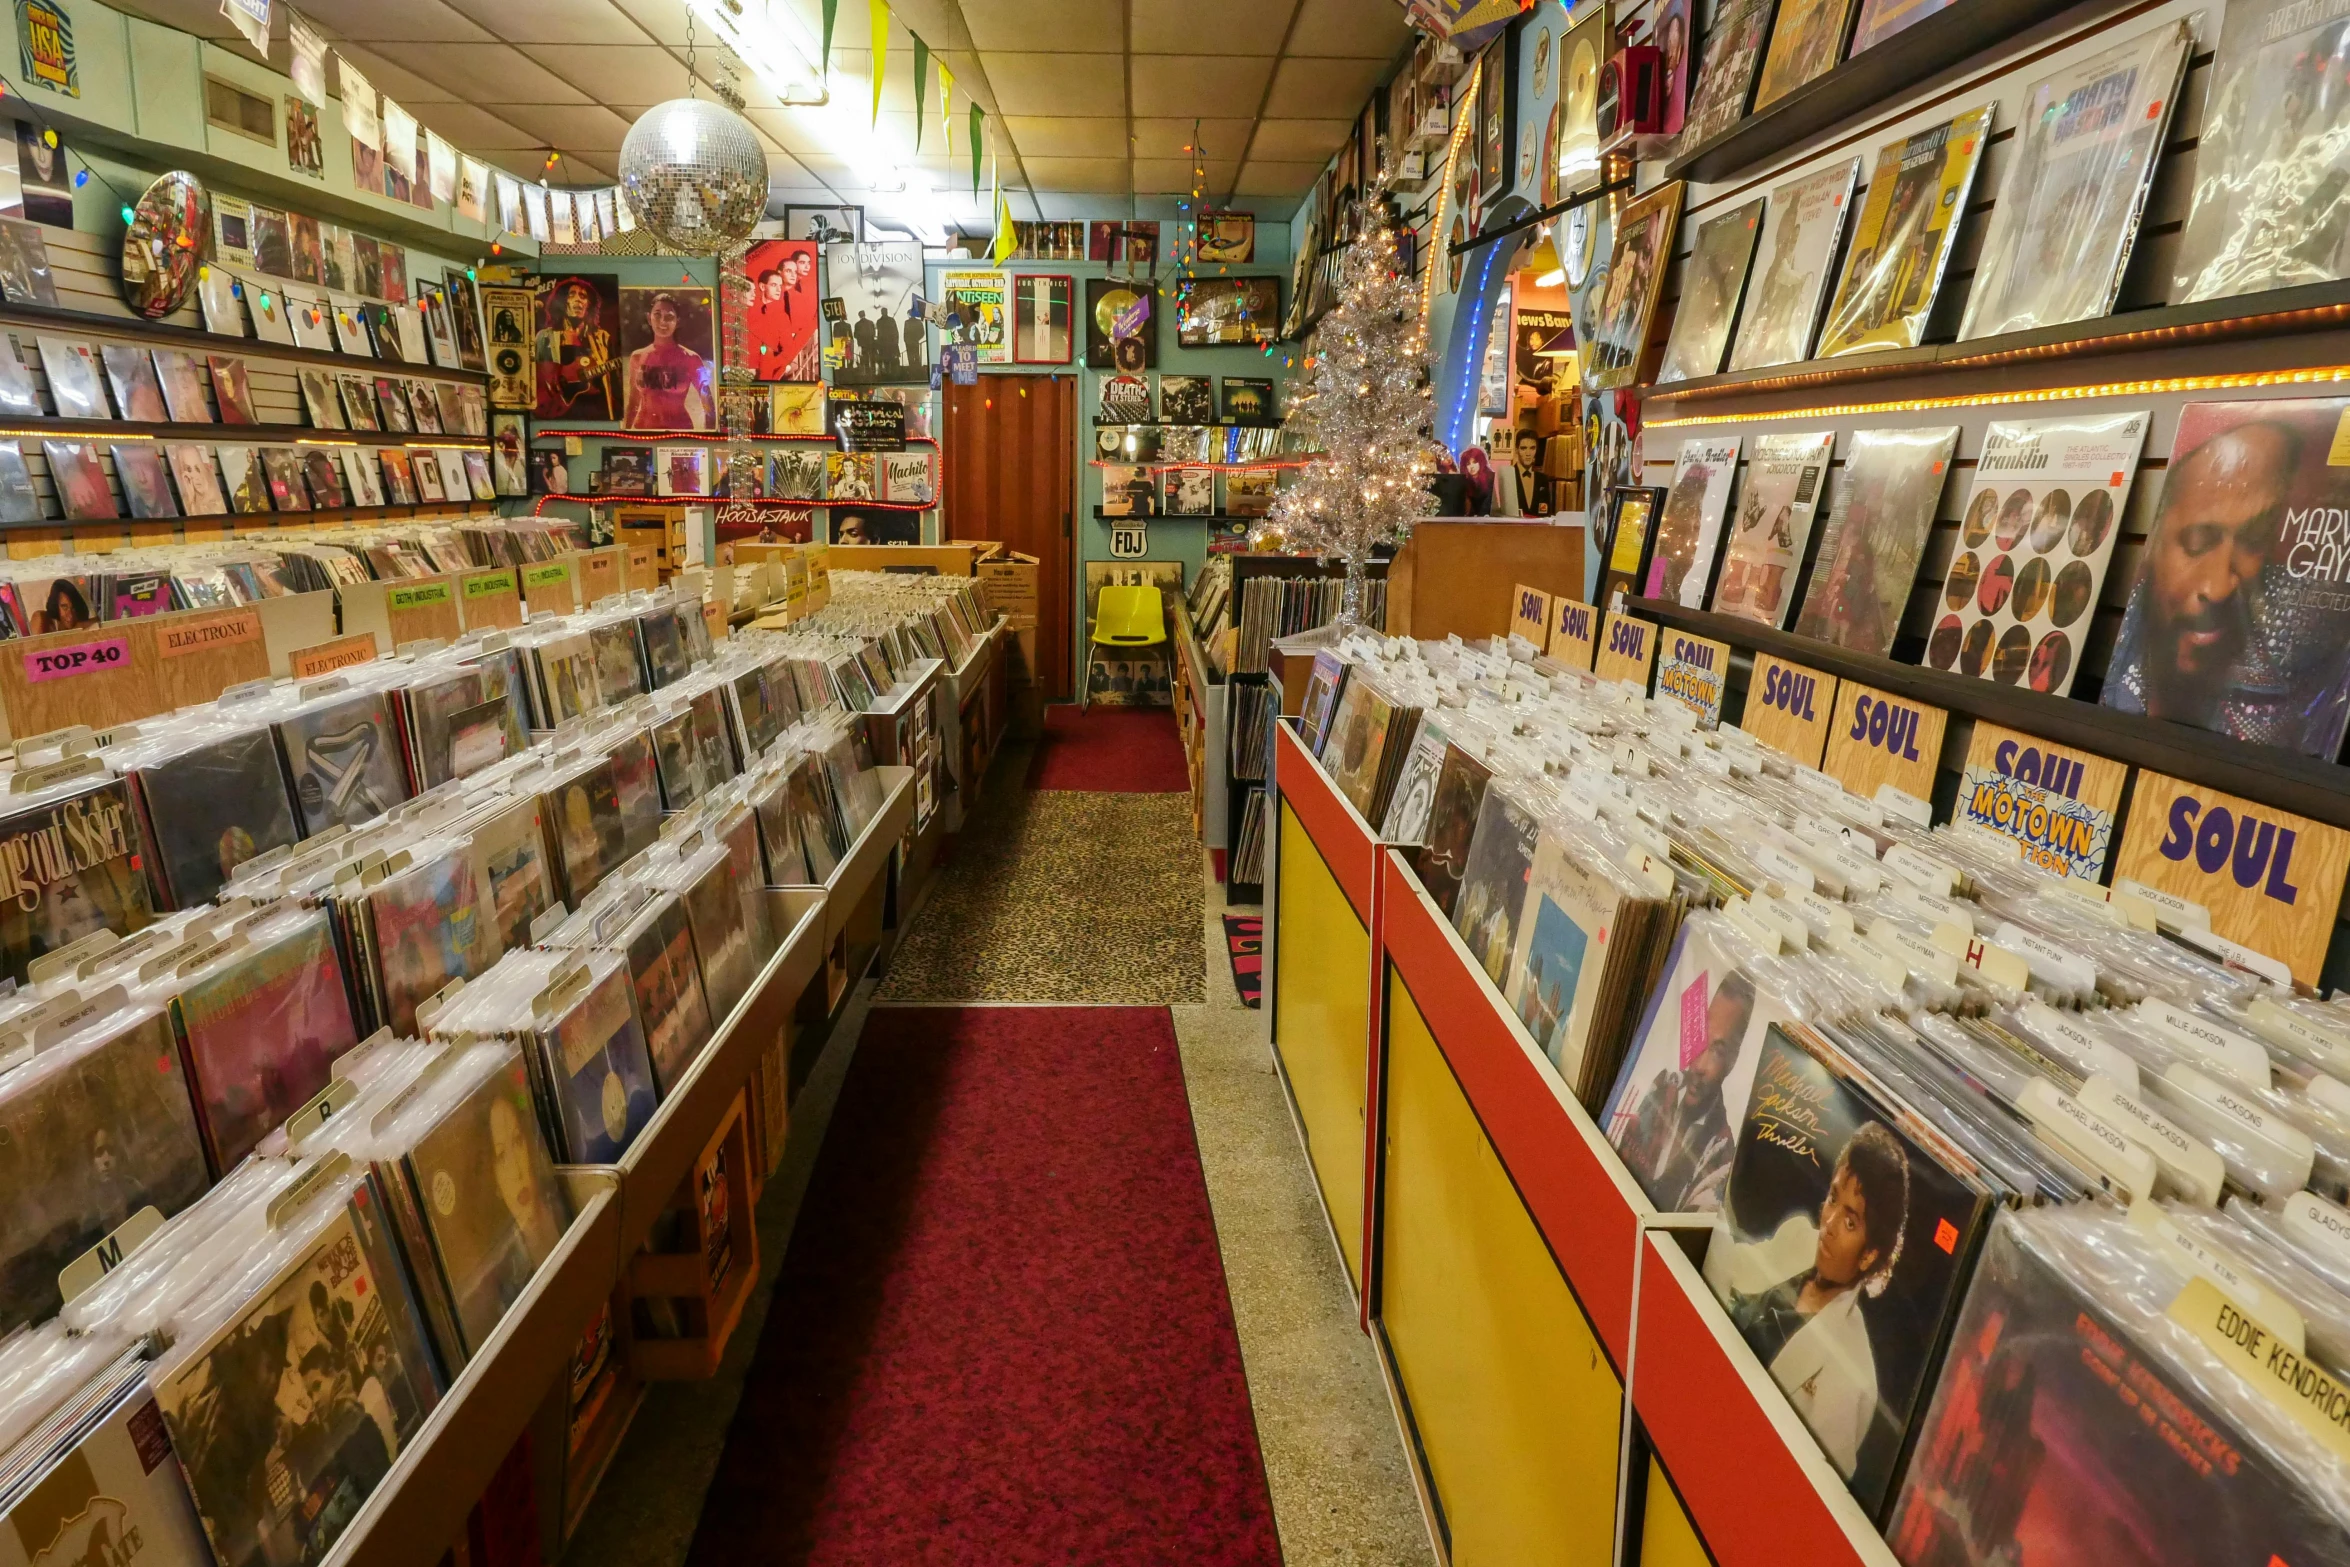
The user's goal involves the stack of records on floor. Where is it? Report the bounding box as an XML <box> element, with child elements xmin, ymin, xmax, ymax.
<box><xmin>1281</xmin><ymin>627</ymin><xmax>2350</xmax><ymax>1542</ymax></box>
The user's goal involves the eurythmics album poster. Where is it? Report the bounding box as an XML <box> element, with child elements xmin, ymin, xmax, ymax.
<box><xmin>1930</xmin><ymin>412</ymin><xmax>2148</xmax><ymax>693</ymax></box>
<box><xmin>1647</xmin><ymin>437</ymin><xmax>1743</xmax><ymax>606</ymax></box>
<box><xmin>0</xmin><ymin>778</ymin><xmax>154</xmax><ymax>987</ymax></box>
<box><xmin>1815</xmin><ymin>110</ymin><xmax>1991</xmax><ymax>358</ymax></box>
<box><xmin>2174</xmin><ymin>0</ymin><xmax>2350</xmax><ymax>304</ymax></box>
<box><xmin>1793</xmin><ymin>425</ymin><xmax>1960</xmax><ymax>656</ymax></box>
<box><xmin>1602</xmin><ymin>916</ymin><xmax>1793</xmax><ymax>1213</ymax></box>
<box><xmin>1960</xmin><ymin>22</ymin><xmax>2192</xmax><ymax>338</ymax></box>
<box><xmin>1714</xmin><ymin>431</ymin><xmax>1834</xmax><ymax>626</ymax></box>
<box><xmin>156</xmin><ymin>1186</ymin><xmax>442</xmax><ymax>1567</ymax></box>
<box><xmin>2103</xmin><ymin>396</ymin><xmax>2350</xmax><ymax>758</ymax></box>
<box><xmin>1886</xmin><ymin>1208</ymin><xmax>2350</xmax><ymax>1567</ymax></box>
<box><xmin>742</xmin><ymin>238</ymin><xmax>822</xmax><ymax>382</ymax></box>
<box><xmin>1701</xmin><ymin>1024</ymin><xmax>1994</xmax><ymax>1518</ymax></box>
<box><xmin>1732</xmin><ymin>160</ymin><xmax>1858</xmax><ymax>372</ymax></box>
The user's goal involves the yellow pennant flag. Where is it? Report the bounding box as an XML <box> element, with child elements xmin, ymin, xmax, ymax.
<box><xmin>940</xmin><ymin>65</ymin><xmax>954</xmax><ymax>158</ymax></box>
<box><xmin>993</xmin><ymin>192</ymin><xmax>1016</xmax><ymax>265</ymax></box>
<box><xmin>869</xmin><ymin>0</ymin><xmax>888</xmax><ymax>124</ymax></box>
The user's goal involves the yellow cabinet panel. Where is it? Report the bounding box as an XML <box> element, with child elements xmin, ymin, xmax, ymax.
<box><xmin>1640</xmin><ymin>1457</ymin><xmax>1716</xmax><ymax>1567</ymax></box>
<box><xmin>1382</xmin><ymin>972</ymin><xmax>1623</xmax><ymax>1566</ymax></box>
<box><xmin>1273</xmin><ymin>801</ymin><xmax>1370</xmax><ymax>1284</ymax></box>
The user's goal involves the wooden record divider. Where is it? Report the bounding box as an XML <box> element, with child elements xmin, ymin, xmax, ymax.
<box><xmin>339</xmin><ymin>573</ymin><xmax>463</xmax><ymax>653</ymax></box>
<box><xmin>1270</xmin><ymin>720</ymin><xmax>1391</xmax><ymax>1302</ymax></box>
<box><xmin>456</xmin><ymin>566</ymin><xmax>524</xmax><ymax>632</ymax></box>
<box><xmin>0</xmin><ymin>602</ymin><xmax>279</xmax><ymax>741</ymax></box>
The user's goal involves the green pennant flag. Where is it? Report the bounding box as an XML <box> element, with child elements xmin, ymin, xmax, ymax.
<box><xmin>821</xmin><ymin>0</ymin><xmax>838</xmax><ymax>75</ymax></box>
<box><xmin>912</xmin><ymin>37</ymin><xmax>928</xmax><ymax>153</ymax></box>
<box><xmin>870</xmin><ymin>0</ymin><xmax>889</xmax><ymax>124</ymax></box>
<box><xmin>970</xmin><ymin>103</ymin><xmax>985</xmax><ymax>198</ymax></box>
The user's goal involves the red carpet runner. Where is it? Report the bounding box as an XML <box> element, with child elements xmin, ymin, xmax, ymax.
<box><xmin>686</xmin><ymin>1006</ymin><xmax>1281</xmax><ymax>1565</ymax></box>
<box><xmin>1026</xmin><ymin>705</ymin><xmax>1191</xmax><ymax>792</ymax></box>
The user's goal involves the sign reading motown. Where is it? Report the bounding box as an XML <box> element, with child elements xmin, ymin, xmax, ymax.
<box><xmin>1958</xmin><ymin>722</ymin><xmax>2127</xmax><ymax>880</ymax></box>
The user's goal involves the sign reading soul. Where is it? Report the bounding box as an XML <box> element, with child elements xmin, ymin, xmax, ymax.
<box><xmin>1738</xmin><ymin>652</ymin><xmax>1836</xmax><ymax>767</ymax></box>
<box><xmin>1592</xmin><ymin>611</ymin><xmax>1657</xmax><ymax>689</ymax></box>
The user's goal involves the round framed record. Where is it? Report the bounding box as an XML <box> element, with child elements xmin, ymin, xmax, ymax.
<box><xmin>121</xmin><ymin>170</ymin><xmax>211</xmax><ymax>319</ymax></box>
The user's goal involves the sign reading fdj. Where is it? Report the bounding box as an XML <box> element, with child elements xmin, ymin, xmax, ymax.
<box><xmin>1958</xmin><ymin>722</ymin><xmax>2126</xmax><ymax>880</ymax></box>
<box><xmin>1823</xmin><ymin>680</ymin><xmax>1947</xmax><ymax>804</ymax></box>
<box><xmin>1739</xmin><ymin>652</ymin><xmax>1837</xmax><ymax>767</ymax></box>
<box><xmin>1109</xmin><ymin>525</ymin><xmax>1148</xmax><ymax>559</ymax></box>
<box><xmin>16</xmin><ymin>0</ymin><xmax>74</xmax><ymax>95</ymax></box>
<box><xmin>1548</xmin><ymin>597</ymin><xmax>1595</xmax><ymax>669</ymax></box>
<box><xmin>2114</xmin><ymin>771</ymin><xmax>2350</xmax><ymax>986</ymax></box>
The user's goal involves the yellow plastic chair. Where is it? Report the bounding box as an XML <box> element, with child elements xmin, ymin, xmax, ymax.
<box><xmin>1087</xmin><ymin>585</ymin><xmax>1165</xmax><ymax>704</ymax></box>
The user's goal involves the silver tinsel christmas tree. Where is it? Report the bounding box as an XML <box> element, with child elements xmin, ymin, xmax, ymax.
<box><xmin>1263</xmin><ymin>166</ymin><xmax>1438</xmax><ymax>627</ymax></box>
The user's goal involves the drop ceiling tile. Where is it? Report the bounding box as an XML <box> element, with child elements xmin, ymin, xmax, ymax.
<box><xmin>977</xmin><ymin>53</ymin><xmax>1125</xmax><ymax>116</ymax></box>
<box><xmin>1262</xmin><ymin>54</ymin><xmax>1390</xmax><ymax>117</ymax></box>
<box><xmin>1131</xmin><ymin>157</ymin><xmax>1241</xmax><ymax>194</ymax></box>
<box><xmin>444</xmin><ymin>0</ymin><xmax>652</xmax><ymax>43</ymax></box>
<box><xmin>605</xmin><ymin>0</ymin><xmax>697</xmax><ymax>46</ymax></box>
<box><xmin>367</xmin><ymin>42</ymin><xmax>592</xmax><ymax>104</ymax></box>
<box><xmin>1129</xmin><ymin>117</ymin><xmax>1254</xmax><ymax>159</ymax></box>
<box><xmin>1245</xmin><ymin>117</ymin><xmax>1353</xmax><ymax>161</ymax></box>
<box><xmin>410</xmin><ymin>103</ymin><xmax>535</xmax><ymax>149</ymax></box>
<box><xmin>1233</xmin><ymin>159</ymin><xmax>1326</xmax><ymax>195</ymax></box>
<box><xmin>1002</xmin><ymin>117</ymin><xmax>1130</xmax><ymax>158</ymax></box>
<box><xmin>1130</xmin><ymin>55</ymin><xmax>1272</xmax><ymax>118</ymax></box>
<box><xmin>287</xmin><ymin>0</ymin><xmax>494</xmax><ymax>41</ymax></box>
<box><xmin>959</xmin><ymin>0</ymin><xmax>1122</xmax><ymax>52</ymax></box>
<box><xmin>1132</xmin><ymin>0</ymin><xmax>1294</xmax><ymax>54</ymax></box>
<box><xmin>332</xmin><ymin>44</ymin><xmax>462</xmax><ymax>103</ymax></box>
<box><xmin>1287</xmin><ymin>0</ymin><xmax>1414</xmax><ymax>57</ymax></box>
<box><xmin>495</xmin><ymin>104</ymin><xmax>635</xmax><ymax>152</ymax></box>
<box><xmin>516</xmin><ymin>44</ymin><xmax>691</xmax><ymax>102</ymax></box>
<box><xmin>1015</xmin><ymin>156</ymin><xmax>1133</xmax><ymax>193</ymax></box>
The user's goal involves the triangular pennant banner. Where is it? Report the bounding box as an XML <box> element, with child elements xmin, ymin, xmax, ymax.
<box><xmin>870</xmin><ymin>0</ymin><xmax>889</xmax><ymax>125</ymax></box>
<box><xmin>912</xmin><ymin>36</ymin><xmax>928</xmax><ymax>154</ymax></box>
<box><xmin>821</xmin><ymin>0</ymin><xmax>838</xmax><ymax>75</ymax></box>
<box><xmin>940</xmin><ymin>64</ymin><xmax>954</xmax><ymax>158</ymax></box>
<box><xmin>992</xmin><ymin>187</ymin><xmax>1016</xmax><ymax>265</ymax></box>
<box><xmin>970</xmin><ymin>103</ymin><xmax>984</xmax><ymax>198</ymax></box>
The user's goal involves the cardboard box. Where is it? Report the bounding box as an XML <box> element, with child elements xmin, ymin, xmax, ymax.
<box><xmin>980</xmin><ymin>551</ymin><xmax>1039</xmax><ymax>618</ymax></box>
<box><xmin>1002</xmin><ymin>613</ymin><xmax>1040</xmax><ymax>685</ymax></box>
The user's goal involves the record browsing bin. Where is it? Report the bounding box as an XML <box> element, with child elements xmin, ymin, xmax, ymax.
<box><xmin>623</xmin><ymin>1089</ymin><xmax>760</xmax><ymax>1382</ymax></box>
<box><xmin>1268</xmin><ymin>725</ymin><xmax>1901</xmax><ymax>1567</ymax></box>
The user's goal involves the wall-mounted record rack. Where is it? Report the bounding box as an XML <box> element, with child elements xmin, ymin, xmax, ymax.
<box><xmin>1662</xmin><ymin>0</ymin><xmax>2083</xmax><ymax>184</ymax></box>
<box><xmin>1627</xmin><ymin>597</ymin><xmax>2350</xmax><ymax>833</ymax></box>
<box><xmin>0</xmin><ymin>296</ymin><xmax>491</xmax><ymax>386</ymax></box>
<box><xmin>1644</xmin><ymin>275</ymin><xmax>2350</xmax><ymax>404</ymax></box>
<box><xmin>7</xmin><ymin>418</ymin><xmax>491</xmax><ymax>447</ymax></box>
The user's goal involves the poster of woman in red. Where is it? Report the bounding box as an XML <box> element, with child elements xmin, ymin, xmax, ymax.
<box><xmin>743</xmin><ymin>239</ymin><xmax>822</xmax><ymax>382</ymax></box>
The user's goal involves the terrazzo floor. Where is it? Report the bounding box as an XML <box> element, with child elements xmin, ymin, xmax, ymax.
<box><xmin>564</xmin><ymin>720</ymin><xmax>1430</xmax><ymax>1566</ymax></box>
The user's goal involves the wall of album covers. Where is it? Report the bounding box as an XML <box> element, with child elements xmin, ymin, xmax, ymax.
<box><xmin>1611</xmin><ymin>0</ymin><xmax>2350</xmax><ymax>991</ymax></box>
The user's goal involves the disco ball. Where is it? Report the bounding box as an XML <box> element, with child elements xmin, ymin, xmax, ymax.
<box><xmin>617</xmin><ymin>98</ymin><xmax>767</xmax><ymax>252</ymax></box>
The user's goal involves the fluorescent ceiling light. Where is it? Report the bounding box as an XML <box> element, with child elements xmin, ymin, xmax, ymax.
<box><xmin>683</xmin><ymin>0</ymin><xmax>826</xmax><ymax>104</ymax></box>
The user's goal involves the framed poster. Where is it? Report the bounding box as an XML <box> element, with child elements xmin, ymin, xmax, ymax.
<box><xmin>531</xmin><ymin>273</ymin><xmax>620</xmax><ymax>420</ymax></box>
<box><xmin>1196</xmin><ymin>211</ymin><xmax>1254</xmax><ymax>264</ymax></box>
<box><xmin>825</xmin><ymin>241</ymin><xmax>930</xmax><ymax>386</ymax></box>
<box><xmin>617</xmin><ymin>285</ymin><xmax>716</xmax><ymax>430</ymax></box>
<box><xmin>1084</xmin><ymin>277</ymin><xmax>1159</xmax><ymax>370</ymax></box>
<box><xmin>940</xmin><ymin>269</ymin><xmax>1010</xmax><ymax>365</ymax></box>
<box><xmin>1087</xmin><ymin>220</ymin><xmax>1158</xmax><ymax>263</ymax></box>
<box><xmin>1176</xmin><ymin>277</ymin><xmax>1280</xmax><ymax>346</ymax></box>
<box><xmin>1476</xmin><ymin>28</ymin><xmax>1515</xmax><ymax>204</ymax></box>
<box><xmin>1012</xmin><ymin>274</ymin><xmax>1074</xmax><ymax>364</ymax></box>
<box><xmin>784</xmin><ymin>205</ymin><xmax>861</xmax><ymax>243</ymax></box>
<box><xmin>742</xmin><ymin>238</ymin><xmax>821</xmax><ymax>382</ymax></box>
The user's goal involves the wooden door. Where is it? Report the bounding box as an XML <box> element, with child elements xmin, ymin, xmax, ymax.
<box><xmin>945</xmin><ymin>375</ymin><xmax>1074</xmax><ymax>700</ymax></box>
